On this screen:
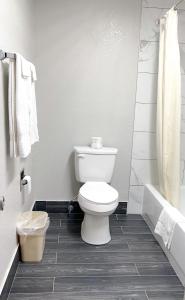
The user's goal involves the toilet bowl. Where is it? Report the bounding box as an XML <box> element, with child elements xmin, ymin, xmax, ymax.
<box><xmin>74</xmin><ymin>145</ymin><xmax>119</xmax><ymax>245</ymax></box>
<box><xmin>78</xmin><ymin>181</ymin><xmax>118</xmax><ymax>245</ymax></box>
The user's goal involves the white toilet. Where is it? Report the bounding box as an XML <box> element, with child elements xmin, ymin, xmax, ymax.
<box><xmin>74</xmin><ymin>146</ymin><xmax>119</xmax><ymax>245</ymax></box>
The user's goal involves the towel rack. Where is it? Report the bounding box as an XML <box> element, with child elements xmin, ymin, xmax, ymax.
<box><xmin>0</xmin><ymin>50</ymin><xmax>15</xmax><ymax>60</ymax></box>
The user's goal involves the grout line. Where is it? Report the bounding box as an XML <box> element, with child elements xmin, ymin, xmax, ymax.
<box><xmin>7</xmin><ymin>289</ymin><xmax>184</xmax><ymax>295</ymax></box>
<box><xmin>45</xmin><ymin>251</ymin><xmax>166</xmax><ymax>254</ymax></box>
<box><xmin>14</xmin><ymin>276</ymin><xmax>55</xmax><ymax>279</ymax></box>
<box><xmin>134</xmin><ymin>130</ymin><xmax>156</xmax><ymax>133</ymax></box>
<box><xmin>134</xmin><ymin>263</ymin><xmax>140</xmax><ymax>276</ymax></box>
<box><xmin>136</xmin><ymin>101</ymin><xmax>156</xmax><ymax>104</ymax></box>
<box><xmin>14</xmin><ymin>275</ymin><xmax>180</xmax><ymax>278</ymax></box>
<box><xmin>131</xmin><ymin>158</ymin><xmax>156</xmax><ymax>161</ymax></box>
<box><xmin>142</xmin><ymin>6</ymin><xmax>185</xmax><ymax>11</ymax></box>
<box><xmin>145</xmin><ymin>290</ymin><xmax>150</xmax><ymax>300</ymax></box>
<box><xmin>53</xmin><ymin>277</ymin><xmax>55</xmax><ymax>292</ymax></box>
<box><xmin>139</xmin><ymin>39</ymin><xmax>185</xmax><ymax>45</ymax></box>
<box><xmin>127</xmin><ymin>0</ymin><xmax>143</xmax><ymax>206</ymax></box>
<box><xmin>16</xmin><ymin>261</ymin><xmax>172</xmax><ymax>266</ymax></box>
<box><xmin>138</xmin><ymin>71</ymin><xmax>158</xmax><ymax>75</ymax></box>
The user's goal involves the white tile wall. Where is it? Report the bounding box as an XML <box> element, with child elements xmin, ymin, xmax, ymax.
<box><xmin>138</xmin><ymin>41</ymin><xmax>158</xmax><ymax>73</ymax></box>
<box><xmin>130</xmin><ymin>159</ymin><xmax>158</xmax><ymax>185</ymax></box>
<box><xmin>143</xmin><ymin>0</ymin><xmax>185</xmax><ymax>9</ymax></box>
<box><xmin>182</xmin><ymin>75</ymin><xmax>185</xmax><ymax>104</ymax></box>
<box><xmin>127</xmin><ymin>186</ymin><xmax>144</xmax><ymax>214</ymax></box>
<box><xmin>182</xmin><ymin>105</ymin><xmax>185</xmax><ymax>132</ymax></box>
<box><xmin>129</xmin><ymin>1</ymin><xmax>185</xmax><ymax>213</ymax></box>
<box><xmin>178</xmin><ymin>10</ymin><xmax>185</xmax><ymax>43</ymax></box>
<box><xmin>132</xmin><ymin>132</ymin><xmax>156</xmax><ymax>160</ymax></box>
<box><xmin>140</xmin><ymin>8</ymin><xmax>166</xmax><ymax>41</ymax></box>
<box><xmin>134</xmin><ymin>103</ymin><xmax>156</xmax><ymax>132</ymax></box>
<box><xmin>138</xmin><ymin>37</ymin><xmax>185</xmax><ymax>75</ymax></box>
<box><xmin>141</xmin><ymin>7</ymin><xmax>185</xmax><ymax>43</ymax></box>
<box><xmin>181</xmin><ymin>160</ymin><xmax>185</xmax><ymax>183</ymax></box>
<box><xmin>182</xmin><ymin>161</ymin><xmax>185</xmax><ymax>184</ymax></box>
<box><xmin>136</xmin><ymin>73</ymin><xmax>157</xmax><ymax>103</ymax></box>
<box><xmin>180</xmin><ymin>44</ymin><xmax>185</xmax><ymax>74</ymax></box>
<box><xmin>181</xmin><ymin>133</ymin><xmax>185</xmax><ymax>160</ymax></box>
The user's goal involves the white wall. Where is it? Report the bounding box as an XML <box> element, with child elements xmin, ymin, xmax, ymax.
<box><xmin>128</xmin><ymin>0</ymin><xmax>185</xmax><ymax>214</ymax></box>
<box><xmin>33</xmin><ymin>0</ymin><xmax>142</xmax><ymax>202</ymax></box>
<box><xmin>0</xmin><ymin>0</ymin><xmax>35</xmax><ymax>293</ymax></box>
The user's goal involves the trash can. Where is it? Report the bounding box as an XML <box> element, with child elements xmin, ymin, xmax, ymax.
<box><xmin>17</xmin><ymin>211</ymin><xmax>49</xmax><ymax>262</ymax></box>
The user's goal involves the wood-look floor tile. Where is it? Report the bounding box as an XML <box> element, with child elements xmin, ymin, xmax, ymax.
<box><xmin>49</xmin><ymin>219</ymin><xmax>61</xmax><ymax>227</ymax></box>
<box><xmin>8</xmin><ymin>291</ymin><xmax>148</xmax><ymax>300</ymax></box>
<box><xmin>128</xmin><ymin>241</ymin><xmax>161</xmax><ymax>251</ymax></box>
<box><xmin>112</xmin><ymin>233</ymin><xmax>155</xmax><ymax>242</ymax></box>
<box><xmin>8</xmin><ymin>213</ymin><xmax>184</xmax><ymax>299</ymax></box>
<box><xmin>57</xmin><ymin>251</ymin><xmax>168</xmax><ymax>264</ymax></box>
<box><xmin>45</xmin><ymin>234</ymin><xmax>59</xmax><ymax>243</ymax></box>
<box><xmin>11</xmin><ymin>278</ymin><xmax>54</xmax><ymax>294</ymax></box>
<box><xmin>46</xmin><ymin>240</ymin><xmax>129</xmax><ymax>252</ymax></box>
<box><xmin>110</xmin><ymin>219</ymin><xmax>147</xmax><ymax>227</ymax></box>
<box><xmin>40</xmin><ymin>252</ymin><xmax>57</xmax><ymax>264</ymax></box>
<box><xmin>16</xmin><ymin>263</ymin><xmax>138</xmax><ymax>277</ymax></box>
<box><xmin>54</xmin><ymin>276</ymin><xmax>183</xmax><ymax>292</ymax></box>
<box><xmin>146</xmin><ymin>291</ymin><xmax>184</xmax><ymax>300</ymax></box>
<box><xmin>136</xmin><ymin>262</ymin><xmax>176</xmax><ymax>275</ymax></box>
<box><xmin>122</xmin><ymin>226</ymin><xmax>151</xmax><ymax>234</ymax></box>
<box><xmin>117</xmin><ymin>214</ymin><xmax>143</xmax><ymax>220</ymax></box>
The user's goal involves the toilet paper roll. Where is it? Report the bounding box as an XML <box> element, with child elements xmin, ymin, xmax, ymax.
<box><xmin>22</xmin><ymin>175</ymin><xmax>32</xmax><ymax>195</ymax></box>
<box><xmin>91</xmin><ymin>137</ymin><xmax>103</xmax><ymax>149</ymax></box>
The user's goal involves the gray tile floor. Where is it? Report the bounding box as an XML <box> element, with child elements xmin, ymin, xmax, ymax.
<box><xmin>8</xmin><ymin>213</ymin><xmax>184</xmax><ymax>300</ymax></box>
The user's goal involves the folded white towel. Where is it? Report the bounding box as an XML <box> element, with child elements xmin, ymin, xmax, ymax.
<box><xmin>21</xmin><ymin>55</ymin><xmax>31</xmax><ymax>78</ymax></box>
<box><xmin>155</xmin><ymin>205</ymin><xmax>185</xmax><ymax>249</ymax></box>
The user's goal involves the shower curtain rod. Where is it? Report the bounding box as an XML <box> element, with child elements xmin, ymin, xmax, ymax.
<box><xmin>174</xmin><ymin>0</ymin><xmax>185</xmax><ymax>9</ymax></box>
<box><xmin>156</xmin><ymin>0</ymin><xmax>184</xmax><ymax>25</ymax></box>
<box><xmin>0</xmin><ymin>50</ymin><xmax>15</xmax><ymax>60</ymax></box>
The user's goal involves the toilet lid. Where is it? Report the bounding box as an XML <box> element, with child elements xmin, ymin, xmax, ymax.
<box><xmin>79</xmin><ymin>182</ymin><xmax>118</xmax><ymax>205</ymax></box>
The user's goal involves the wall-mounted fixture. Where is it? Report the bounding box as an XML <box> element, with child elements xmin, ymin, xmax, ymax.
<box><xmin>0</xmin><ymin>196</ymin><xmax>5</xmax><ymax>211</ymax></box>
<box><xmin>20</xmin><ymin>169</ymin><xmax>32</xmax><ymax>194</ymax></box>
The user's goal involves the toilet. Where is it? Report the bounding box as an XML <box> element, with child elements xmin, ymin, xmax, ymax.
<box><xmin>74</xmin><ymin>146</ymin><xmax>119</xmax><ymax>245</ymax></box>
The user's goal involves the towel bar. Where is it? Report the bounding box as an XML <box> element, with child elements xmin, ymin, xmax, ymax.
<box><xmin>0</xmin><ymin>50</ymin><xmax>15</xmax><ymax>60</ymax></box>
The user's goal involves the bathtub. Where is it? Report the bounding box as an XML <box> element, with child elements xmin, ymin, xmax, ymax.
<box><xmin>143</xmin><ymin>184</ymin><xmax>185</xmax><ymax>286</ymax></box>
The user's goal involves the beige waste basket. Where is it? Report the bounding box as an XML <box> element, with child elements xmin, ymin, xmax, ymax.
<box><xmin>17</xmin><ymin>211</ymin><xmax>49</xmax><ymax>262</ymax></box>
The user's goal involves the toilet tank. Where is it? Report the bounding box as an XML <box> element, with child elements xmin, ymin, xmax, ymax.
<box><xmin>74</xmin><ymin>146</ymin><xmax>118</xmax><ymax>183</ymax></box>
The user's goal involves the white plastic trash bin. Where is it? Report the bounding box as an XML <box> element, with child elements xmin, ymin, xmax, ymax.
<box><xmin>17</xmin><ymin>211</ymin><xmax>49</xmax><ymax>262</ymax></box>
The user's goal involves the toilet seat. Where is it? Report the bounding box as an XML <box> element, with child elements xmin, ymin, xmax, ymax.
<box><xmin>79</xmin><ymin>182</ymin><xmax>118</xmax><ymax>205</ymax></box>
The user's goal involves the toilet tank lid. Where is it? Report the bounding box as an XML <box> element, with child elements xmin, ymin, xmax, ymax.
<box><xmin>74</xmin><ymin>146</ymin><xmax>118</xmax><ymax>155</ymax></box>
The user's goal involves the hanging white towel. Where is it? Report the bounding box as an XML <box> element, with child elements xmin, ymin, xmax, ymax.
<box><xmin>8</xmin><ymin>58</ymin><xmax>17</xmax><ymax>157</ymax></box>
<box><xmin>15</xmin><ymin>53</ymin><xmax>39</xmax><ymax>158</ymax></box>
<box><xmin>155</xmin><ymin>205</ymin><xmax>185</xmax><ymax>249</ymax></box>
<box><xmin>8</xmin><ymin>53</ymin><xmax>39</xmax><ymax>158</ymax></box>
<box><xmin>29</xmin><ymin>63</ymin><xmax>39</xmax><ymax>145</ymax></box>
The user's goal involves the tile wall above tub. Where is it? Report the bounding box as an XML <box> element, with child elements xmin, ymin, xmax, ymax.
<box><xmin>128</xmin><ymin>0</ymin><xmax>185</xmax><ymax>214</ymax></box>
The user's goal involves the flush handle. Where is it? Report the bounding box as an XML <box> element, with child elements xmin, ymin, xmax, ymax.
<box><xmin>77</xmin><ymin>154</ymin><xmax>86</xmax><ymax>158</ymax></box>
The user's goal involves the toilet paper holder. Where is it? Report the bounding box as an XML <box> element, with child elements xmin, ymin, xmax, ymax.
<box><xmin>20</xmin><ymin>169</ymin><xmax>29</xmax><ymax>189</ymax></box>
<box><xmin>20</xmin><ymin>169</ymin><xmax>32</xmax><ymax>195</ymax></box>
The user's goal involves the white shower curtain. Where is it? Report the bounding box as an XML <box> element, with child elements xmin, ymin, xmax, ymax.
<box><xmin>157</xmin><ymin>7</ymin><xmax>181</xmax><ymax>208</ymax></box>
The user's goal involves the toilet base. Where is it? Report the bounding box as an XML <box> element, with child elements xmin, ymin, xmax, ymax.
<box><xmin>81</xmin><ymin>213</ymin><xmax>111</xmax><ymax>245</ymax></box>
